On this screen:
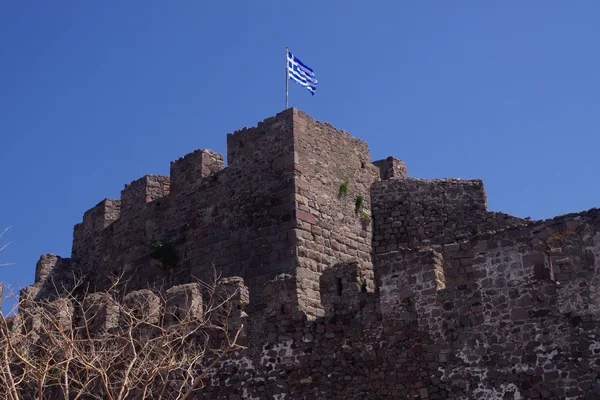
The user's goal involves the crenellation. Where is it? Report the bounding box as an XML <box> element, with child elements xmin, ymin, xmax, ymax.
<box><xmin>18</xmin><ymin>109</ymin><xmax>600</xmax><ymax>398</ymax></box>
<box><xmin>214</xmin><ymin>276</ymin><xmax>249</xmax><ymax>309</ymax></box>
<box><xmin>34</xmin><ymin>254</ymin><xmax>60</xmax><ymax>284</ymax></box>
<box><xmin>164</xmin><ymin>282</ymin><xmax>203</xmax><ymax>326</ymax></box>
<box><xmin>226</xmin><ymin>109</ymin><xmax>294</xmax><ymax>170</ymax></box>
<box><xmin>261</xmin><ymin>274</ymin><xmax>303</xmax><ymax>318</ymax></box>
<box><xmin>22</xmin><ymin>254</ymin><xmax>75</xmax><ymax>302</ymax></box>
<box><xmin>23</xmin><ymin>282</ymin><xmax>249</xmax><ymax>338</ymax></box>
<box><xmin>169</xmin><ymin>149</ymin><xmax>224</xmax><ymax>194</ymax></box>
<box><xmin>72</xmin><ymin>198</ymin><xmax>120</xmax><ymax>261</ymax></box>
<box><xmin>60</xmin><ymin>110</ymin><xmax>303</xmax><ymax>304</ymax></box>
<box><xmin>122</xmin><ymin>289</ymin><xmax>162</xmax><ymax>325</ymax></box>
<box><xmin>213</xmin><ymin>276</ymin><xmax>249</xmax><ymax>343</ymax></box>
<box><xmin>376</xmin><ymin>247</ymin><xmax>446</xmax><ymax>333</ymax></box>
<box><xmin>371</xmin><ymin>177</ymin><xmax>528</xmax><ymax>252</ymax></box>
<box><xmin>78</xmin><ymin>292</ymin><xmax>120</xmax><ymax>332</ymax></box>
<box><xmin>373</xmin><ymin>156</ymin><xmax>407</xmax><ymax>180</ymax></box>
<box><xmin>319</xmin><ymin>260</ymin><xmax>373</xmax><ymax>317</ymax></box>
<box><xmin>81</xmin><ymin>198</ymin><xmax>122</xmax><ymax>230</ymax></box>
<box><xmin>120</xmin><ymin>174</ymin><xmax>170</xmax><ymax>218</ymax></box>
<box><xmin>48</xmin><ymin>298</ymin><xmax>74</xmax><ymax>332</ymax></box>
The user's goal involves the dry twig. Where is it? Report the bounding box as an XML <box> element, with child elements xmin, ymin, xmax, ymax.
<box><xmin>0</xmin><ymin>274</ymin><xmax>246</xmax><ymax>400</ymax></box>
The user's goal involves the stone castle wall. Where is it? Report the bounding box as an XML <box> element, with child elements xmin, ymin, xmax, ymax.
<box><xmin>39</xmin><ymin>110</ymin><xmax>304</xmax><ymax>309</ymax></box>
<box><xmin>26</xmin><ymin>109</ymin><xmax>387</xmax><ymax>317</ymax></box>
<box><xmin>10</xmin><ymin>108</ymin><xmax>600</xmax><ymax>399</ymax></box>
<box><xmin>371</xmin><ymin>177</ymin><xmax>527</xmax><ymax>250</ymax></box>
<box><xmin>202</xmin><ymin>210</ymin><xmax>600</xmax><ymax>399</ymax></box>
<box><xmin>292</xmin><ymin>113</ymin><xmax>380</xmax><ymax>316</ymax></box>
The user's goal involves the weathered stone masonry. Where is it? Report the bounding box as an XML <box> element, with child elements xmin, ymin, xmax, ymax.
<box><xmin>14</xmin><ymin>108</ymin><xmax>600</xmax><ymax>398</ymax></box>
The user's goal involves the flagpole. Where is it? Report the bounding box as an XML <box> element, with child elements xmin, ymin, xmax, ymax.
<box><xmin>285</xmin><ymin>46</ymin><xmax>289</xmax><ymax>109</ymax></box>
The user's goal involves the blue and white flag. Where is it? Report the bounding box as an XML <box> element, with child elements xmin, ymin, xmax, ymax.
<box><xmin>287</xmin><ymin>50</ymin><xmax>318</xmax><ymax>95</ymax></box>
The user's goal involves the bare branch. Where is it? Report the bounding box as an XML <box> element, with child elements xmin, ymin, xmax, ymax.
<box><xmin>0</xmin><ymin>225</ymin><xmax>15</xmax><ymax>267</ymax></box>
<box><xmin>0</xmin><ymin>273</ymin><xmax>247</xmax><ymax>399</ymax></box>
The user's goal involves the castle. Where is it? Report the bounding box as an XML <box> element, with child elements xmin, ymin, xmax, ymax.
<box><xmin>15</xmin><ymin>108</ymin><xmax>600</xmax><ymax>398</ymax></box>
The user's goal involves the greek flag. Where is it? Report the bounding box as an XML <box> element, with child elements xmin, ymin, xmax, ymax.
<box><xmin>287</xmin><ymin>50</ymin><xmax>318</xmax><ymax>95</ymax></box>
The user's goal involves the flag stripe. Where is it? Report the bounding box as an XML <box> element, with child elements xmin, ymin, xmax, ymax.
<box><xmin>291</xmin><ymin>55</ymin><xmax>313</xmax><ymax>73</ymax></box>
<box><xmin>288</xmin><ymin>64</ymin><xmax>313</xmax><ymax>79</ymax></box>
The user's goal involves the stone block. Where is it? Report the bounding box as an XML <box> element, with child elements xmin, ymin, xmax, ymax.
<box><xmin>122</xmin><ymin>289</ymin><xmax>162</xmax><ymax>325</ymax></box>
<box><xmin>226</xmin><ymin>108</ymin><xmax>294</xmax><ymax>170</ymax></box>
<box><xmin>164</xmin><ymin>283</ymin><xmax>203</xmax><ymax>325</ymax></box>
<box><xmin>320</xmin><ymin>261</ymin><xmax>372</xmax><ymax>317</ymax></box>
<box><xmin>373</xmin><ymin>156</ymin><xmax>407</xmax><ymax>180</ymax></box>
<box><xmin>169</xmin><ymin>149</ymin><xmax>224</xmax><ymax>194</ymax></box>
<box><xmin>214</xmin><ymin>276</ymin><xmax>249</xmax><ymax>310</ymax></box>
<box><xmin>72</xmin><ymin>198</ymin><xmax>120</xmax><ymax>260</ymax></box>
<box><xmin>120</xmin><ymin>174</ymin><xmax>170</xmax><ymax>217</ymax></box>
<box><xmin>77</xmin><ymin>198</ymin><xmax>121</xmax><ymax>233</ymax></box>
<box><xmin>48</xmin><ymin>298</ymin><xmax>74</xmax><ymax>331</ymax></box>
<box><xmin>79</xmin><ymin>293</ymin><xmax>120</xmax><ymax>333</ymax></box>
<box><xmin>34</xmin><ymin>254</ymin><xmax>60</xmax><ymax>284</ymax></box>
<box><xmin>261</xmin><ymin>274</ymin><xmax>302</xmax><ymax>317</ymax></box>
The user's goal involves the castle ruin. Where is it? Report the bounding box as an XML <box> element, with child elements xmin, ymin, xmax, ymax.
<box><xmin>13</xmin><ymin>108</ymin><xmax>600</xmax><ymax>398</ymax></box>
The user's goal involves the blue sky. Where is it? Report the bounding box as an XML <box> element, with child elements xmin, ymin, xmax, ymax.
<box><xmin>2</xmin><ymin>2</ymin><xmax>600</xmax><ymax>311</ymax></box>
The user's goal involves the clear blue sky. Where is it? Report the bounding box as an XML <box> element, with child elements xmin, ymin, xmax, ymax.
<box><xmin>2</xmin><ymin>2</ymin><xmax>600</xmax><ymax>311</ymax></box>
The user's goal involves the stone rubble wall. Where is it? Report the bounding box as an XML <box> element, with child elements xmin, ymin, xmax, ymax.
<box><xmin>372</xmin><ymin>156</ymin><xmax>407</xmax><ymax>181</ymax></box>
<box><xmin>371</xmin><ymin>177</ymin><xmax>528</xmax><ymax>252</ymax></box>
<box><xmin>18</xmin><ymin>254</ymin><xmax>74</xmax><ymax>304</ymax></box>
<box><xmin>371</xmin><ymin>177</ymin><xmax>531</xmax><ymax>286</ymax></box>
<box><xmin>202</xmin><ymin>208</ymin><xmax>600</xmax><ymax>399</ymax></box>
<box><xmin>13</xmin><ymin>279</ymin><xmax>248</xmax><ymax>341</ymax></box>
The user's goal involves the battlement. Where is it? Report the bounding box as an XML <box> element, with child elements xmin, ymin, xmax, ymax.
<box><xmin>372</xmin><ymin>177</ymin><xmax>527</xmax><ymax>251</ymax></box>
<box><xmin>80</xmin><ymin>198</ymin><xmax>121</xmax><ymax>231</ymax></box>
<box><xmin>319</xmin><ymin>260</ymin><xmax>374</xmax><ymax>317</ymax></box>
<box><xmin>226</xmin><ymin>111</ymin><xmax>294</xmax><ymax>170</ymax></box>
<box><xmin>200</xmin><ymin>207</ymin><xmax>600</xmax><ymax>397</ymax></box>
<box><xmin>28</xmin><ymin>109</ymin><xmax>597</xmax><ymax>313</ymax></box>
<box><xmin>27</xmin><ymin>108</ymin><xmax>600</xmax><ymax>313</ymax></box>
<box><xmin>72</xmin><ymin>199</ymin><xmax>120</xmax><ymax>261</ymax></box>
<box><xmin>43</xmin><ymin>108</ymin><xmax>388</xmax><ymax>317</ymax></box>
<box><xmin>169</xmin><ymin>149</ymin><xmax>224</xmax><ymax>194</ymax></box>
<box><xmin>373</xmin><ymin>156</ymin><xmax>407</xmax><ymax>180</ymax></box>
<box><xmin>15</xmin><ymin>280</ymin><xmax>247</xmax><ymax>342</ymax></box>
<box><xmin>15</xmin><ymin>109</ymin><xmax>600</xmax><ymax>398</ymax></box>
<box><xmin>120</xmin><ymin>174</ymin><xmax>170</xmax><ymax>217</ymax></box>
